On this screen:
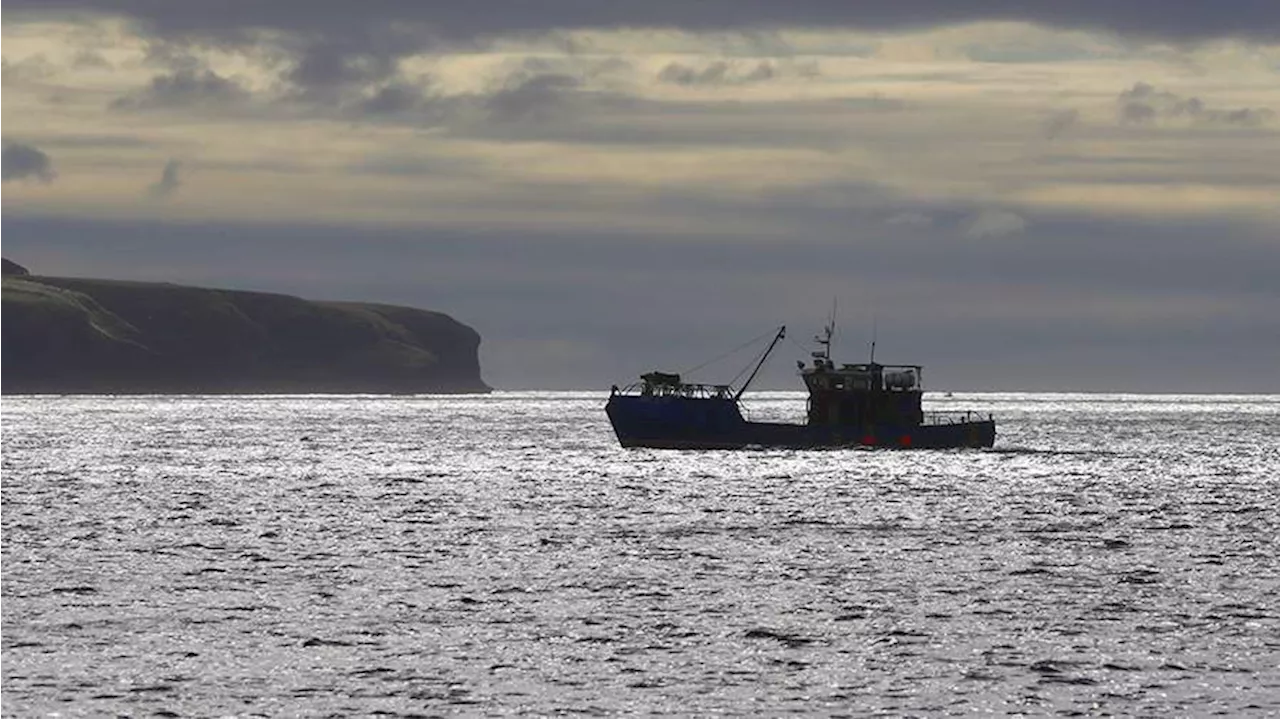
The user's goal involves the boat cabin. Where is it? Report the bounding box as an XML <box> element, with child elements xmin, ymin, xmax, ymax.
<box><xmin>798</xmin><ymin>314</ymin><xmax>927</xmax><ymax>433</ymax></box>
<box><xmin>802</xmin><ymin>360</ymin><xmax>924</xmax><ymax>428</ymax></box>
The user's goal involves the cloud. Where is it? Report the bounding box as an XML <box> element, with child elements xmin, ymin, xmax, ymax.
<box><xmin>148</xmin><ymin>159</ymin><xmax>182</xmax><ymax>198</ymax></box>
<box><xmin>2</xmin><ymin>141</ymin><xmax>56</xmax><ymax>183</ymax></box>
<box><xmin>964</xmin><ymin>209</ymin><xmax>1027</xmax><ymax>238</ymax></box>
<box><xmin>112</xmin><ymin>69</ymin><xmax>250</xmax><ymax>111</ymax></box>
<box><xmin>286</xmin><ymin>41</ymin><xmax>397</xmax><ymax>96</ymax></box>
<box><xmin>658</xmin><ymin>61</ymin><xmax>730</xmax><ymax>86</ymax></box>
<box><xmin>1042</xmin><ymin>108</ymin><xmax>1080</xmax><ymax>140</ymax></box>
<box><xmin>4</xmin><ymin>1</ymin><xmax>1278</xmax><ymax>43</ymax></box>
<box><xmin>885</xmin><ymin>211</ymin><xmax>934</xmax><ymax>228</ymax></box>
<box><xmin>6</xmin><ymin>212</ymin><xmax>1277</xmax><ymax>392</ymax></box>
<box><xmin>259</xmin><ymin>29</ymin><xmax>446</xmax><ymax>116</ymax></box>
<box><xmin>278</xmin><ymin>24</ymin><xmax>439</xmax><ymax>104</ymax></box>
<box><xmin>1</xmin><ymin>54</ymin><xmax>57</xmax><ymax>83</ymax></box>
<box><xmin>72</xmin><ymin>50</ymin><xmax>113</xmax><ymax>70</ymax></box>
<box><xmin>1119</xmin><ymin>99</ymin><xmax>1159</xmax><ymax>125</ymax></box>
<box><xmin>1118</xmin><ymin>82</ymin><xmax>1275</xmax><ymax>127</ymax></box>
<box><xmin>657</xmin><ymin>60</ymin><xmax>781</xmax><ymax>86</ymax></box>
<box><xmin>356</xmin><ymin>82</ymin><xmax>430</xmax><ymax>116</ymax></box>
<box><xmin>485</xmin><ymin>73</ymin><xmax>582</xmax><ymax>124</ymax></box>
<box><xmin>22</xmin><ymin>133</ymin><xmax>157</xmax><ymax>149</ymax></box>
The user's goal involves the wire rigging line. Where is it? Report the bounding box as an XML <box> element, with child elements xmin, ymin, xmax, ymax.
<box><xmin>726</xmin><ymin>327</ymin><xmax>781</xmax><ymax>387</ymax></box>
<box><xmin>728</xmin><ymin>345</ymin><xmax>766</xmax><ymax>386</ymax></box>
<box><xmin>785</xmin><ymin>334</ymin><xmax>811</xmax><ymax>357</ymax></box>
<box><xmin>678</xmin><ymin>328</ymin><xmax>780</xmax><ymax>377</ymax></box>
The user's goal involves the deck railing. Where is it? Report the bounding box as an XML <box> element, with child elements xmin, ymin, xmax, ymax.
<box><xmin>924</xmin><ymin>410</ymin><xmax>992</xmax><ymax>425</ymax></box>
<box><xmin>612</xmin><ymin>382</ymin><xmax>734</xmax><ymax>400</ymax></box>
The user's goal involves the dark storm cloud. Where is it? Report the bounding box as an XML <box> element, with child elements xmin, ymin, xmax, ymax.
<box><xmin>104</xmin><ymin>61</ymin><xmax>604</xmax><ymax>129</ymax></box>
<box><xmin>659</xmin><ymin>62</ymin><xmax>730</xmax><ymax>86</ymax></box>
<box><xmin>288</xmin><ymin>41</ymin><xmax>392</xmax><ymax>91</ymax></box>
<box><xmin>358</xmin><ymin>83</ymin><xmax>429</xmax><ymax>116</ymax></box>
<box><xmin>4</xmin><ymin>211</ymin><xmax>1277</xmax><ymax>392</ymax></box>
<box><xmin>8</xmin><ymin>1</ymin><xmax>1280</xmax><ymax>42</ymax></box>
<box><xmin>1118</xmin><ymin>82</ymin><xmax>1276</xmax><ymax>127</ymax></box>
<box><xmin>279</xmin><ymin>26</ymin><xmax>434</xmax><ymax>100</ymax></box>
<box><xmin>657</xmin><ymin>61</ymin><xmax>779</xmax><ymax>86</ymax></box>
<box><xmin>2</xmin><ymin>141</ymin><xmax>57</xmax><ymax>183</ymax></box>
<box><xmin>112</xmin><ymin>68</ymin><xmax>251</xmax><ymax>110</ymax></box>
<box><xmin>15</xmin><ymin>2</ymin><xmax>1273</xmax><ymax>137</ymax></box>
<box><xmin>485</xmin><ymin>73</ymin><xmax>582</xmax><ymax>124</ymax></box>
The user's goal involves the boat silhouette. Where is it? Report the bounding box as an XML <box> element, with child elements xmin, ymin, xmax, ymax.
<box><xmin>606</xmin><ymin>322</ymin><xmax>995</xmax><ymax>450</ymax></box>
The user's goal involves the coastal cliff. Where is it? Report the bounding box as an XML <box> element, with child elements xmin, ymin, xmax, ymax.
<box><xmin>1</xmin><ymin>261</ymin><xmax>489</xmax><ymax>394</ymax></box>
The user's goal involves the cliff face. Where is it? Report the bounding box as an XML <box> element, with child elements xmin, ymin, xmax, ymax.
<box><xmin>2</xmin><ymin>272</ymin><xmax>490</xmax><ymax>394</ymax></box>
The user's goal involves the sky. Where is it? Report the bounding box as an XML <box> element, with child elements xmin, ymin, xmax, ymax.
<box><xmin>3</xmin><ymin>1</ymin><xmax>1279</xmax><ymax>392</ymax></box>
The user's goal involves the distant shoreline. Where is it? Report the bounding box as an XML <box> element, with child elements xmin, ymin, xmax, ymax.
<box><xmin>2</xmin><ymin>262</ymin><xmax>490</xmax><ymax>395</ymax></box>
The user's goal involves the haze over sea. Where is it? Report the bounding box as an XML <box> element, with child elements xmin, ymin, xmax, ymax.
<box><xmin>3</xmin><ymin>392</ymin><xmax>1278</xmax><ymax>717</ymax></box>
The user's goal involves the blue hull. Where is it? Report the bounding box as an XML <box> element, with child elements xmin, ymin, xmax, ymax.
<box><xmin>605</xmin><ymin>395</ymin><xmax>995</xmax><ymax>450</ymax></box>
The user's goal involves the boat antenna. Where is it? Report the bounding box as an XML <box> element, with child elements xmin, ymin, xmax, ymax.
<box><xmin>829</xmin><ymin>298</ymin><xmax>837</xmax><ymax>354</ymax></box>
<box><xmin>869</xmin><ymin>316</ymin><xmax>878</xmax><ymax>365</ymax></box>
<box><xmin>733</xmin><ymin>325</ymin><xmax>786</xmax><ymax>401</ymax></box>
<box><xmin>814</xmin><ymin>299</ymin><xmax>836</xmax><ymax>362</ymax></box>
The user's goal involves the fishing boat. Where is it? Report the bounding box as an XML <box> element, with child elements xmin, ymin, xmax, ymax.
<box><xmin>606</xmin><ymin>323</ymin><xmax>995</xmax><ymax>450</ymax></box>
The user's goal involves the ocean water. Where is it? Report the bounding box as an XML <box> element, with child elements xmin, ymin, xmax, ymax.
<box><xmin>2</xmin><ymin>392</ymin><xmax>1278</xmax><ymax>717</ymax></box>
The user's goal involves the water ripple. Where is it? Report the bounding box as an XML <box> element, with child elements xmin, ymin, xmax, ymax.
<box><xmin>2</xmin><ymin>392</ymin><xmax>1278</xmax><ymax>716</ymax></box>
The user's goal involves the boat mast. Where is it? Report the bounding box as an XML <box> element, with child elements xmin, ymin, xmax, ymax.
<box><xmin>733</xmin><ymin>325</ymin><xmax>786</xmax><ymax>401</ymax></box>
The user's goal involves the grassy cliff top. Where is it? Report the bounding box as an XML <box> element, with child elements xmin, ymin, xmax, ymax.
<box><xmin>2</xmin><ymin>271</ymin><xmax>489</xmax><ymax>394</ymax></box>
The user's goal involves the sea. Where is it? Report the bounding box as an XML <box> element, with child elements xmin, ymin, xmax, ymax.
<box><xmin>2</xmin><ymin>392</ymin><xmax>1278</xmax><ymax>717</ymax></box>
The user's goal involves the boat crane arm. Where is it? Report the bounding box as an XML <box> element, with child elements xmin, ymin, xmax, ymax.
<box><xmin>733</xmin><ymin>325</ymin><xmax>786</xmax><ymax>402</ymax></box>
